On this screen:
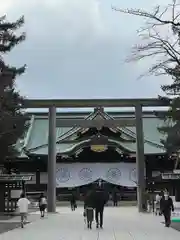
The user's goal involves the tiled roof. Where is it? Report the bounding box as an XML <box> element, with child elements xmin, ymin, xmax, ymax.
<box><xmin>18</xmin><ymin>109</ymin><xmax>166</xmax><ymax>156</ymax></box>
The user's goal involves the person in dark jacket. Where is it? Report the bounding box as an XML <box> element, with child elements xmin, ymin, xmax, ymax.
<box><xmin>70</xmin><ymin>192</ymin><xmax>76</xmax><ymax>211</ymax></box>
<box><xmin>84</xmin><ymin>190</ymin><xmax>94</xmax><ymax>229</ymax></box>
<box><xmin>160</xmin><ymin>192</ymin><xmax>174</xmax><ymax>227</ymax></box>
<box><xmin>93</xmin><ymin>186</ymin><xmax>108</xmax><ymax>229</ymax></box>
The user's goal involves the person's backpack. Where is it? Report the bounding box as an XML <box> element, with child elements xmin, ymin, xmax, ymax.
<box><xmin>41</xmin><ymin>197</ymin><xmax>47</xmax><ymax>205</ymax></box>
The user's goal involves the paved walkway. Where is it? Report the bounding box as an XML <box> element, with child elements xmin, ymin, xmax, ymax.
<box><xmin>0</xmin><ymin>206</ymin><xmax>180</xmax><ymax>239</ymax></box>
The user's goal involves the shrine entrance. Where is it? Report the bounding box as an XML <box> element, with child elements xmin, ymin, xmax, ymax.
<box><xmin>23</xmin><ymin>98</ymin><xmax>168</xmax><ymax>213</ymax></box>
<box><xmin>56</xmin><ymin>162</ymin><xmax>136</xmax><ymax>188</ymax></box>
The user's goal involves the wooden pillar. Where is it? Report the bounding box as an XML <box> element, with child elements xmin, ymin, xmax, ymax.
<box><xmin>0</xmin><ymin>183</ymin><xmax>5</xmax><ymax>212</ymax></box>
<box><xmin>175</xmin><ymin>181</ymin><xmax>180</xmax><ymax>202</ymax></box>
<box><xmin>135</xmin><ymin>104</ymin><xmax>146</xmax><ymax>212</ymax></box>
<box><xmin>36</xmin><ymin>169</ymin><xmax>40</xmax><ymax>189</ymax></box>
<box><xmin>22</xmin><ymin>180</ymin><xmax>26</xmax><ymax>195</ymax></box>
<box><xmin>47</xmin><ymin>106</ymin><xmax>56</xmax><ymax>213</ymax></box>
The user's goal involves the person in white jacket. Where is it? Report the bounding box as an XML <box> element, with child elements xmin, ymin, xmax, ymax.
<box><xmin>17</xmin><ymin>193</ymin><xmax>30</xmax><ymax>228</ymax></box>
<box><xmin>155</xmin><ymin>193</ymin><xmax>161</xmax><ymax>215</ymax></box>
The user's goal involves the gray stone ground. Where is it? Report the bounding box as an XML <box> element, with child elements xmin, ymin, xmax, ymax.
<box><xmin>0</xmin><ymin>223</ymin><xmax>24</xmax><ymax>234</ymax></box>
<box><xmin>0</xmin><ymin>202</ymin><xmax>135</xmax><ymax>234</ymax></box>
<box><xmin>0</xmin><ymin>208</ymin><xmax>39</xmax><ymax>234</ymax></box>
<box><xmin>0</xmin><ymin>206</ymin><xmax>179</xmax><ymax>239</ymax></box>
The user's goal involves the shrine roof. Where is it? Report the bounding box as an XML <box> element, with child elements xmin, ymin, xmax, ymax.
<box><xmin>16</xmin><ymin>109</ymin><xmax>167</xmax><ymax>156</ymax></box>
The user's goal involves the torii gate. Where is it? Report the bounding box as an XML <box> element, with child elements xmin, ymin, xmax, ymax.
<box><xmin>23</xmin><ymin>98</ymin><xmax>168</xmax><ymax>213</ymax></box>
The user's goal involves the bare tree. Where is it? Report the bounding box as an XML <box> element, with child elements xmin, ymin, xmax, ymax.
<box><xmin>113</xmin><ymin>1</ymin><xmax>180</xmax><ymax>167</ymax></box>
<box><xmin>112</xmin><ymin>1</ymin><xmax>180</xmax><ymax>78</ymax></box>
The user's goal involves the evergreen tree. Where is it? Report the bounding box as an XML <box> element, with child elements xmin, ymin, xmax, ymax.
<box><xmin>113</xmin><ymin>1</ymin><xmax>180</xmax><ymax>162</ymax></box>
<box><xmin>0</xmin><ymin>15</ymin><xmax>28</xmax><ymax>164</ymax></box>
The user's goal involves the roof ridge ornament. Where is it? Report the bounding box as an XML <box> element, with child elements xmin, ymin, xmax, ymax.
<box><xmin>94</xmin><ymin>107</ymin><xmax>104</xmax><ymax>113</ymax></box>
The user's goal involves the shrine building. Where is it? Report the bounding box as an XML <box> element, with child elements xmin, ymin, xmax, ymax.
<box><xmin>4</xmin><ymin>107</ymin><xmax>179</xmax><ymax>201</ymax></box>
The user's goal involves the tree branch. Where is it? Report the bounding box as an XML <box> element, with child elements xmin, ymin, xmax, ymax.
<box><xmin>113</xmin><ymin>2</ymin><xmax>180</xmax><ymax>76</ymax></box>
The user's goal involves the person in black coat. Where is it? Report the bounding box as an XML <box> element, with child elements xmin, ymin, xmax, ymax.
<box><xmin>160</xmin><ymin>192</ymin><xmax>174</xmax><ymax>227</ymax></box>
<box><xmin>93</xmin><ymin>186</ymin><xmax>108</xmax><ymax>229</ymax></box>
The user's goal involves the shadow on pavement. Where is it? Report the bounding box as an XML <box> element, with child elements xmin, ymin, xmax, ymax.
<box><xmin>161</xmin><ymin>221</ymin><xmax>180</xmax><ymax>232</ymax></box>
<box><xmin>0</xmin><ymin>222</ymin><xmax>30</xmax><ymax>234</ymax></box>
<box><xmin>171</xmin><ymin>222</ymin><xmax>180</xmax><ymax>232</ymax></box>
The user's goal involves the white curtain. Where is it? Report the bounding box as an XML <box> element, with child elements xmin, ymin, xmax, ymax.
<box><xmin>56</xmin><ymin>163</ymin><xmax>137</xmax><ymax>188</ymax></box>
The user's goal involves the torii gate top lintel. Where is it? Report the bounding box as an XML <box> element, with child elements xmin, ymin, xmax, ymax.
<box><xmin>23</xmin><ymin>98</ymin><xmax>169</xmax><ymax>108</ymax></box>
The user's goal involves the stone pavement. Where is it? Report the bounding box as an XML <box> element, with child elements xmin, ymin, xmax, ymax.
<box><xmin>0</xmin><ymin>210</ymin><xmax>41</xmax><ymax>235</ymax></box>
<box><xmin>0</xmin><ymin>206</ymin><xmax>180</xmax><ymax>239</ymax></box>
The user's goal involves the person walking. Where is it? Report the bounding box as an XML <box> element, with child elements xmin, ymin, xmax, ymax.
<box><xmin>155</xmin><ymin>193</ymin><xmax>161</xmax><ymax>216</ymax></box>
<box><xmin>160</xmin><ymin>191</ymin><xmax>174</xmax><ymax>227</ymax></box>
<box><xmin>93</xmin><ymin>186</ymin><xmax>108</xmax><ymax>229</ymax></box>
<box><xmin>160</xmin><ymin>190</ymin><xmax>164</xmax><ymax>198</ymax></box>
<box><xmin>84</xmin><ymin>190</ymin><xmax>94</xmax><ymax>229</ymax></box>
<box><xmin>112</xmin><ymin>190</ymin><xmax>118</xmax><ymax>207</ymax></box>
<box><xmin>17</xmin><ymin>193</ymin><xmax>30</xmax><ymax>228</ymax></box>
<box><xmin>70</xmin><ymin>192</ymin><xmax>77</xmax><ymax>211</ymax></box>
<box><xmin>159</xmin><ymin>190</ymin><xmax>165</xmax><ymax>216</ymax></box>
<box><xmin>39</xmin><ymin>193</ymin><xmax>47</xmax><ymax>218</ymax></box>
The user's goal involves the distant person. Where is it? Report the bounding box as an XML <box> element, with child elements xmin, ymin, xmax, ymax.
<box><xmin>17</xmin><ymin>193</ymin><xmax>30</xmax><ymax>228</ymax></box>
<box><xmin>70</xmin><ymin>192</ymin><xmax>77</xmax><ymax>211</ymax></box>
<box><xmin>159</xmin><ymin>190</ymin><xmax>165</xmax><ymax>215</ymax></box>
<box><xmin>39</xmin><ymin>193</ymin><xmax>47</xmax><ymax>218</ymax></box>
<box><xmin>144</xmin><ymin>190</ymin><xmax>153</xmax><ymax>212</ymax></box>
<box><xmin>160</xmin><ymin>192</ymin><xmax>174</xmax><ymax>227</ymax></box>
<box><xmin>155</xmin><ymin>193</ymin><xmax>161</xmax><ymax>216</ymax></box>
<box><xmin>112</xmin><ymin>191</ymin><xmax>118</xmax><ymax>207</ymax></box>
<box><xmin>160</xmin><ymin>190</ymin><xmax>164</xmax><ymax>198</ymax></box>
<box><xmin>84</xmin><ymin>190</ymin><xmax>94</xmax><ymax>229</ymax></box>
<box><xmin>93</xmin><ymin>186</ymin><xmax>108</xmax><ymax>229</ymax></box>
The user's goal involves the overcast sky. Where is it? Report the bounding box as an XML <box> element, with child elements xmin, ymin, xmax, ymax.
<box><xmin>1</xmin><ymin>0</ymin><xmax>172</xmax><ymax>100</ymax></box>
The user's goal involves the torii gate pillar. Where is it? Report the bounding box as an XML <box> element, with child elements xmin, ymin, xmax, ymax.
<box><xmin>135</xmin><ymin>104</ymin><xmax>146</xmax><ymax>212</ymax></box>
<box><xmin>47</xmin><ymin>106</ymin><xmax>56</xmax><ymax>213</ymax></box>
